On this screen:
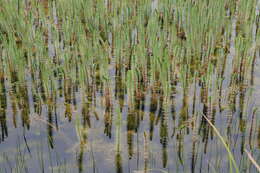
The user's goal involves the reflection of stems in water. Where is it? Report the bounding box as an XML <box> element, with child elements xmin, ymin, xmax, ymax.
<box><xmin>258</xmin><ymin>124</ymin><xmax>260</xmax><ymax>149</ymax></box>
<box><xmin>115</xmin><ymin>106</ymin><xmax>122</xmax><ymax>173</ymax></box>
<box><xmin>39</xmin><ymin>69</ymin><xmax>46</xmax><ymax>103</ymax></box>
<box><xmin>33</xmin><ymin>89</ymin><xmax>42</xmax><ymax>115</ymax></box>
<box><xmin>65</xmin><ymin>102</ymin><xmax>72</xmax><ymax>122</ymax></box>
<box><xmin>238</xmin><ymin>86</ymin><xmax>246</xmax><ymax>154</ymax></box>
<box><xmin>19</xmin><ymin>84</ymin><xmax>30</xmax><ymax>130</ymax></box>
<box><xmin>198</xmin><ymin>83</ymin><xmax>211</xmax><ymax>153</ymax></box>
<box><xmin>64</xmin><ymin>78</ymin><xmax>72</xmax><ymax>121</ymax></box>
<box><xmin>73</xmin><ymin>84</ymin><xmax>77</xmax><ymax>107</ymax></box>
<box><xmin>249</xmin><ymin>108</ymin><xmax>257</xmax><ymax>149</ymax></box>
<box><xmin>191</xmin><ymin>137</ymin><xmax>198</xmax><ymax>173</ymax></box>
<box><xmin>192</xmin><ymin>77</ymin><xmax>197</xmax><ymax>117</ymax></box>
<box><xmin>10</xmin><ymin>92</ymin><xmax>17</xmax><ymax>128</ymax></box>
<box><xmin>23</xmin><ymin>134</ymin><xmax>32</xmax><ymax>158</ymax></box>
<box><xmin>77</xmin><ymin>143</ymin><xmax>85</xmax><ymax>173</ymax></box>
<box><xmin>181</xmin><ymin>89</ymin><xmax>189</xmax><ymax>134</ymax></box>
<box><xmin>250</xmin><ymin>53</ymin><xmax>257</xmax><ymax>85</ymax></box>
<box><xmin>144</xmin><ymin>132</ymin><xmax>148</xmax><ymax>173</ymax></box>
<box><xmin>47</xmin><ymin>102</ymin><xmax>54</xmax><ymax>149</ymax></box>
<box><xmin>160</xmin><ymin>97</ymin><xmax>169</xmax><ymax>168</ymax></box>
<box><xmin>0</xmin><ymin>64</ymin><xmax>8</xmax><ymax>142</ymax></box>
<box><xmin>176</xmin><ymin>88</ymin><xmax>190</xmax><ymax>165</ymax></box>
<box><xmin>202</xmin><ymin>114</ymin><xmax>239</xmax><ymax>173</ymax></box>
<box><xmin>171</xmin><ymin>86</ymin><xmax>176</xmax><ymax>138</ymax></box>
<box><xmin>218</xmin><ymin>53</ymin><xmax>227</xmax><ymax>112</ymax></box>
<box><xmin>82</xmin><ymin>96</ymin><xmax>91</xmax><ymax>128</ymax></box>
<box><xmin>115</xmin><ymin>151</ymin><xmax>123</xmax><ymax>173</ymax></box>
<box><xmin>54</xmin><ymin>94</ymin><xmax>58</xmax><ymax>130</ymax></box>
<box><xmin>127</xmin><ymin>111</ymin><xmax>135</xmax><ymax>159</ymax></box>
<box><xmin>90</xmin><ymin>143</ymin><xmax>96</xmax><ymax>173</ymax></box>
<box><xmin>104</xmin><ymin>111</ymin><xmax>112</xmax><ymax>138</ymax></box>
<box><xmin>176</xmin><ymin>132</ymin><xmax>184</xmax><ymax>166</ymax></box>
<box><xmin>76</xmin><ymin>112</ymin><xmax>88</xmax><ymax>173</ymax></box>
<box><xmin>115</xmin><ymin>106</ymin><xmax>121</xmax><ymax>152</ymax></box>
<box><xmin>149</xmin><ymin>91</ymin><xmax>157</xmax><ymax>140</ymax></box>
<box><xmin>155</xmin><ymin>95</ymin><xmax>163</xmax><ymax>125</ymax></box>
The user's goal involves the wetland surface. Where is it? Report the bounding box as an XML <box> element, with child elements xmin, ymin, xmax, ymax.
<box><xmin>0</xmin><ymin>0</ymin><xmax>260</xmax><ymax>172</ymax></box>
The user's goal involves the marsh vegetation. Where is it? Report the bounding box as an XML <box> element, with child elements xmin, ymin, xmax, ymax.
<box><xmin>0</xmin><ymin>0</ymin><xmax>260</xmax><ymax>172</ymax></box>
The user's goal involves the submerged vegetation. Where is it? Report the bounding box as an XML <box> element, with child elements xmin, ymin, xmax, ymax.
<box><xmin>0</xmin><ymin>0</ymin><xmax>260</xmax><ymax>172</ymax></box>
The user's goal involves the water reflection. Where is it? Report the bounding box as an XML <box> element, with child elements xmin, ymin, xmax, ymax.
<box><xmin>0</xmin><ymin>60</ymin><xmax>259</xmax><ymax>172</ymax></box>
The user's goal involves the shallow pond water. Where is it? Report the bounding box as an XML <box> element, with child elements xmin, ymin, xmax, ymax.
<box><xmin>0</xmin><ymin>55</ymin><xmax>259</xmax><ymax>173</ymax></box>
